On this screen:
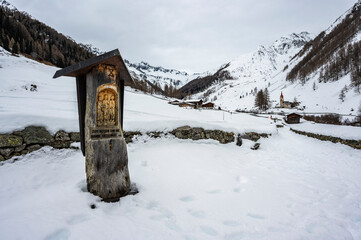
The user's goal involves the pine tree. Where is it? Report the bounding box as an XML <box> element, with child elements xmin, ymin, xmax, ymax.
<box><xmin>254</xmin><ymin>90</ymin><xmax>264</xmax><ymax>110</ymax></box>
<box><xmin>339</xmin><ymin>86</ymin><xmax>347</xmax><ymax>102</ymax></box>
<box><xmin>12</xmin><ymin>41</ymin><xmax>19</xmax><ymax>54</ymax></box>
<box><xmin>312</xmin><ymin>81</ymin><xmax>317</xmax><ymax>91</ymax></box>
<box><xmin>263</xmin><ymin>88</ymin><xmax>270</xmax><ymax>110</ymax></box>
<box><xmin>255</xmin><ymin>89</ymin><xmax>270</xmax><ymax>110</ymax></box>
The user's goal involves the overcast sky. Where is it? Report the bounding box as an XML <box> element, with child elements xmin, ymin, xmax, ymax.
<box><xmin>9</xmin><ymin>0</ymin><xmax>357</xmax><ymax>73</ymax></box>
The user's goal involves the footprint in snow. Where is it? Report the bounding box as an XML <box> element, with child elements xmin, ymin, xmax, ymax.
<box><xmin>233</xmin><ymin>187</ymin><xmax>246</xmax><ymax>193</ymax></box>
<box><xmin>76</xmin><ymin>180</ymin><xmax>87</xmax><ymax>192</ymax></box>
<box><xmin>200</xmin><ymin>225</ymin><xmax>218</xmax><ymax>236</ymax></box>
<box><xmin>237</xmin><ymin>176</ymin><xmax>248</xmax><ymax>184</ymax></box>
<box><xmin>146</xmin><ymin>201</ymin><xmax>160</xmax><ymax>210</ymax></box>
<box><xmin>150</xmin><ymin>214</ymin><xmax>168</xmax><ymax>221</ymax></box>
<box><xmin>66</xmin><ymin>214</ymin><xmax>90</xmax><ymax>225</ymax></box>
<box><xmin>188</xmin><ymin>209</ymin><xmax>206</xmax><ymax>218</ymax></box>
<box><xmin>223</xmin><ymin>220</ymin><xmax>240</xmax><ymax>227</ymax></box>
<box><xmin>165</xmin><ymin>221</ymin><xmax>181</xmax><ymax>232</ymax></box>
<box><xmin>179</xmin><ymin>196</ymin><xmax>195</xmax><ymax>202</ymax></box>
<box><xmin>44</xmin><ymin>228</ymin><xmax>71</xmax><ymax>240</ymax></box>
<box><xmin>207</xmin><ymin>189</ymin><xmax>221</xmax><ymax>194</ymax></box>
<box><xmin>247</xmin><ymin>213</ymin><xmax>265</xmax><ymax>219</ymax></box>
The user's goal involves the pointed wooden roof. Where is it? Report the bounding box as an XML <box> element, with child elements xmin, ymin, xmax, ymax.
<box><xmin>53</xmin><ymin>49</ymin><xmax>133</xmax><ymax>82</ymax></box>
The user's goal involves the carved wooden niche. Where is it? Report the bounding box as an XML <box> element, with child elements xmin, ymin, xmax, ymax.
<box><xmin>96</xmin><ymin>84</ymin><xmax>118</xmax><ymax>127</ymax></box>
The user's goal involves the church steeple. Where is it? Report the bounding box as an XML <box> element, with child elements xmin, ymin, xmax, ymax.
<box><xmin>280</xmin><ymin>92</ymin><xmax>284</xmax><ymax>107</ymax></box>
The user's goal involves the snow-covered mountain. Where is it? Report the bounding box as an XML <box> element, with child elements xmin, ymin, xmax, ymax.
<box><xmin>125</xmin><ymin>60</ymin><xmax>198</xmax><ymax>89</ymax></box>
<box><xmin>185</xmin><ymin>32</ymin><xmax>311</xmax><ymax>106</ymax></box>
<box><xmin>185</xmin><ymin>1</ymin><xmax>361</xmax><ymax>116</ymax></box>
<box><xmin>0</xmin><ymin>0</ymin><xmax>194</xmax><ymax>92</ymax></box>
<box><xmin>224</xmin><ymin>32</ymin><xmax>311</xmax><ymax>82</ymax></box>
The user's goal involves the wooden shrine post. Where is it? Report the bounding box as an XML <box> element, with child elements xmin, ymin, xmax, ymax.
<box><xmin>53</xmin><ymin>49</ymin><xmax>133</xmax><ymax>202</ymax></box>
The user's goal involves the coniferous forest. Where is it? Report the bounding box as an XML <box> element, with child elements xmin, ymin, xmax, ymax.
<box><xmin>286</xmin><ymin>2</ymin><xmax>361</xmax><ymax>91</ymax></box>
<box><xmin>0</xmin><ymin>4</ymin><xmax>167</xmax><ymax>95</ymax></box>
<box><xmin>0</xmin><ymin>5</ymin><xmax>95</xmax><ymax>67</ymax></box>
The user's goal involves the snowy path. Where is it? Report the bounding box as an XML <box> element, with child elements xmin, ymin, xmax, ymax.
<box><xmin>0</xmin><ymin>128</ymin><xmax>361</xmax><ymax>240</ymax></box>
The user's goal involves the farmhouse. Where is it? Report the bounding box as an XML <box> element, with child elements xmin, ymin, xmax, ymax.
<box><xmin>202</xmin><ymin>102</ymin><xmax>215</xmax><ymax>109</ymax></box>
<box><xmin>168</xmin><ymin>100</ymin><xmax>180</xmax><ymax>105</ymax></box>
<box><xmin>187</xmin><ymin>100</ymin><xmax>203</xmax><ymax>108</ymax></box>
<box><xmin>286</xmin><ymin>113</ymin><xmax>301</xmax><ymax>124</ymax></box>
<box><xmin>179</xmin><ymin>102</ymin><xmax>196</xmax><ymax>108</ymax></box>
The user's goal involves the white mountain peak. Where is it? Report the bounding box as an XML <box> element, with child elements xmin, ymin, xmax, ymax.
<box><xmin>224</xmin><ymin>32</ymin><xmax>311</xmax><ymax>81</ymax></box>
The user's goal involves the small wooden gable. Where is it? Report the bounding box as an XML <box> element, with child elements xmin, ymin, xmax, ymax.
<box><xmin>286</xmin><ymin>113</ymin><xmax>301</xmax><ymax>124</ymax></box>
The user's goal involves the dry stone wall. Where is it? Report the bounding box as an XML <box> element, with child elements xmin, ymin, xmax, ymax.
<box><xmin>0</xmin><ymin>125</ymin><xmax>271</xmax><ymax>161</ymax></box>
<box><xmin>0</xmin><ymin>126</ymin><xmax>80</xmax><ymax>161</ymax></box>
<box><xmin>290</xmin><ymin>128</ymin><xmax>361</xmax><ymax>149</ymax></box>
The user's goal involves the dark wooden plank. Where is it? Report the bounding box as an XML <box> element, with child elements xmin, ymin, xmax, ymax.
<box><xmin>54</xmin><ymin>49</ymin><xmax>121</xmax><ymax>78</ymax></box>
<box><xmin>76</xmin><ymin>75</ymin><xmax>86</xmax><ymax>156</ymax></box>
<box><xmin>120</xmin><ymin>74</ymin><xmax>125</xmax><ymax>130</ymax></box>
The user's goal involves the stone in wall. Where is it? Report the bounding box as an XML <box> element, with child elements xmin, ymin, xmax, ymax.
<box><xmin>26</xmin><ymin>144</ymin><xmax>42</xmax><ymax>153</ymax></box>
<box><xmin>70</xmin><ymin>132</ymin><xmax>80</xmax><ymax>142</ymax></box>
<box><xmin>50</xmin><ymin>141</ymin><xmax>71</xmax><ymax>149</ymax></box>
<box><xmin>16</xmin><ymin>126</ymin><xmax>53</xmax><ymax>145</ymax></box>
<box><xmin>123</xmin><ymin>131</ymin><xmax>141</xmax><ymax>143</ymax></box>
<box><xmin>241</xmin><ymin>132</ymin><xmax>270</xmax><ymax>142</ymax></box>
<box><xmin>52</xmin><ymin>130</ymin><xmax>71</xmax><ymax>149</ymax></box>
<box><xmin>171</xmin><ymin>126</ymin><xmax>235</xmax><ymax>144</ymax></box>
<box><xmin>55</xmin><ymin>130</ymin><xmax>70</xmax><ymax>141</ymax></box>
<box><xmin>14</xmin><ymin>144</ymin><xmax>26</xmax><ymax>153</ymax></box>
<box><xmin>0</xmin><ymin>134</ymin><xmax>23</xmax><ymax>148</ymax></box>
<box><xmin>0</xmin><ymin>148</ymin><xmax>14</xmax><ymax>157</ymax></box>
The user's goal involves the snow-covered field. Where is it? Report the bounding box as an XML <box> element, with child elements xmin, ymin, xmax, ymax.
<box><xmin>1</xmin><ymin>129</ymin><xmax>361</xmax><ymax>240</ymax></box>
<box><xmin>1</xmin><ymin>48</ymin><xmax>361</xmax><ymax>240</ymax></box>
<box><xmin>0</xmin><ymin>49</ymin><xmax>276</xmax><ymax>135</ymax></box>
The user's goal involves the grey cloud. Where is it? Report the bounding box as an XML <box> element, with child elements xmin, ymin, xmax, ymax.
<box><xmin>10</xmin><ymin>0</ymin><xmax>356</xmax><ymax>72</ymax></box>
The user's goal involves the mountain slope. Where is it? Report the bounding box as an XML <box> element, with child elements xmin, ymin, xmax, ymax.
<box><xmin>126</xmin><ymin>60</ymin><xmax>197</xmax><ymax>90</ymax></box>
<box><xmin>286</xmin><ymin>0</ymin><xmax>361</xmax><ymax>89</ymax></box>
<box><xmin>183</xmin><ymin>32</ymin><xmax>311</xmax><ymax>103</ymax></box>
<box><xmin>0</xmin><ymin>0</ymin><xmax>193</xmax><ymax>95</ymax></box>
<box><xmin>184</xmin><ymin>1</ymin><xmax>361</xmax><ymax>116</ymax></box>
<box><xmin>0</xmin><ymin>0</ymin><xmax>96</xmax><ymax>67</ymax></box>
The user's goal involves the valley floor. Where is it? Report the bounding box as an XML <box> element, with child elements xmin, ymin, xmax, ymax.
<box><xmin>0</xmin><ymin>126</ymin><xmax>360</xmax><ymax>240</ymax></box>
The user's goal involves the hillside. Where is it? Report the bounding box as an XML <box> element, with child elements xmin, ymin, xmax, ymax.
<box><xmin>0</xmin><ymin>46</ymin><xmax>275</xmax><ymax>134</ymax></box>
<box><xmin>184</xmin><ymin>1</ymin><xmax>361</xmax><ymax>116</ymax></box>
<box><xmin>184</xmin><ymin>32</ymin><xmax>310</xmax><ymax>106</ymax></box>
<box><xmin>0</xmin><ymin>0</ymin><xmax>96</xmax><ymax>67</ymax></box>
<box><xmin>0</xmin><ymin>0</ymin><xmax>193</xmax><ymax>96</ymax></box>
<box><xmin>126</xmin><ymin>60</ymin><xmax>198</xmax><ymax>89</ymax></box>
<box><xmin>178</xmin><ymin>32</ymin><xmax>311</xmax><ymax>99</ymax></box>
<box><xmin>286</xmin><ymin>0</ymin><xmax>361</xmax><ymax>89</ymax></box>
